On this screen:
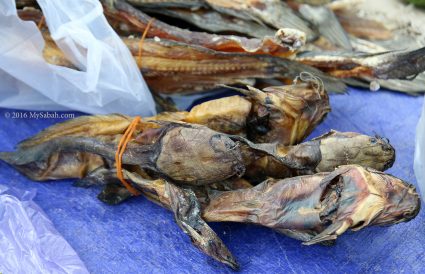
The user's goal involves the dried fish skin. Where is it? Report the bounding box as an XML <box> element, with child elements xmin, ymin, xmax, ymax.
<box><xmin>205</xmin><ymin>0</ymin><xmax>314</xmax><ymax>39</ymax></box>
<box><xmin>127</xmin><ymin>0</ymin><xmax>204</xmax><ymax>8</ymax></box>
<box><xmin>0</xmin><ymin>123</ymin><xmax>249</xmax><ymax>185</ymax></box>
<box><xmin>144</xmin><ymin>7</ymin><xmax>276</xmax><ymax>39</ymax></box>
<box><xmin>245</xmin><ymin>130</ymin><xmax>396</xmax><ymax>181</ymax></box>
<box><xmin>123</xmin><ymin>38</ymin><xmax>345</xmax><ymax>94</ymax></box>
<box><xmin>296</xmin><ymin>47</ymin><xmax>425</xmax><ymax>79</ymax></box>
<box><xmin>104</xmin><ymin>1</ymin><xmax>305</xmax><ymax>57</ymax></box>
<box><xmin>226</xmin><ymin>74</ymin><xmax>330</xmax><ymax>145</ymax></box>
<box><xmin>203</xmin><ymin>165</ymin><xmax>420</xmax><ymax>244</ymax></box>
<box><xmin>184</xmin><ymin>95</ymin><xmax>253</xmax><ymax>135</ymax></box>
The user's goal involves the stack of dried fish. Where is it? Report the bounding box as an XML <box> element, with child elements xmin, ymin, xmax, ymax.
<box><xmin>16</xmin><ymin>0</ymin><xmax>425</xmax><ymax>95</ymax></box>
<box><xmin>0</xmin><ymin>74</ymin><xmax>420</xmax><ymax>269</ymax></box>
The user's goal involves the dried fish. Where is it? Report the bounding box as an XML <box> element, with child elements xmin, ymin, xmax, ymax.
<box><xmin>127</xmin><ymin>0</ymin><xmax>204</xmax><ymax>8</ymax></box>
<box><xmin>34</xmin><ymin>24</ymin><xmax>345</xmax><ymax>94</ymax></box>
<box><xmin>245</xmin><ymin>130</ymin><xmax>395</xmax><ymax>181</ymax></box>
<box><xmin>1</xmin><ymin>122</ymin><xmax>395</xmax><ymax>185</ymax></box>
<box><xmin>204</xmin><ymin>0</ymin><xmax>315</xmax><ymax>38</ymax></box>
<box><xmin>296</xmin><ymin>48</ymin><xmax>425</xmax><ymax>79</ymax></box>
<box><xmin>12</xmin><ymin>76</ymin><xmax>329</xmax><ymax>147</ymax></box>
<box><xmin>104</xmin><ymin>1</ymin><xmax>306</xmax><ymax>57</ymax></box>
<box><xmin>74</xmin><ymin>165</ymin><xmax>420</xmax><ymax>265</ymax></box>
<box><xmin>204</xmin><ymin>165</ymin><xmax>420</xmax><ymax>244</ymax></box>
<box><xmin>144</xmin><ymin>8</ymin><xmax>275</xmax><ymax>38</ymax></box>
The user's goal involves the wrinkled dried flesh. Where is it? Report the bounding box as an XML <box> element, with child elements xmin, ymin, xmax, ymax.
<box><xmin>205</xmin><ymin>0</ymin><xmax>314</xmax><ymax>38</ymax></box>
<box><xmin>245</xmin><ymin>130</ymin><xmax>396</xmax><ymax>181</ymax></box>
<box><xmin>2</xmin><ymin>122</ymin><xmax>361</xmax><ymax>186</ymax></box>
<box><xmin>99</xmin><ymin>165</ymin><xmax>420</xmax><ymax>245</ymax></box>
<box><xmin>144</xmin><ymin>7</ymin><xmax>275</xmax><ymax>39</ymax></box>
<box><xmin>224</xmin><ymin>80</ymin><xmax>330</xmax><ymax>144</ymax></box>
<box><xmin>104</xmin><ymin>1</ymin><xmax>304</xmax><ymax>57</ymax></box>
<box><xmin>76</xmin><ymin>167</ymin><xmax>239</xmax><ymax>269</ymax></box>
<box><xmin>34</xmin><ymin>22</ymin><xmax>345</xmax><ymax>94</ymax></box>
<box><xmin>127</xmin><ymin>0</ymin><xmax>204</xmax><ymax>8</ymax></box>
<box><xmin>14</xmin><ymin>77</ymin><xmax>328</xmax><ymax>149</ymax></box>
<box><xmin>296</xmin><ymin>48</ymin><xmax>425</xmax><ymax>79</ymax></box>
<box><xmin>204</xmin><ymin>165</ymin><xmax>420</xmax><ymax>244</ymax></box>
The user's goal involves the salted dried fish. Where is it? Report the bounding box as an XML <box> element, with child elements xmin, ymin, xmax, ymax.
<box><xmin>1</xmin><ymin>122</ymin><xmax>395</xmax><ymax>185</ymax></box>
<box><xmin>296</xmin><ymin>48</ymin><xmax>425</xmax><ymax>79</ymax></box>
<box><xmin>204</xmin><ymin>0</ymin><xmax>314</xmax><ymax>38</ymax></box>
<box><xmin>127</xmin><ymin>0</ymin><xmax>204</xmax><ymax>8</ymax></box>
<box><xmin>104</xmin><ymin>1</ymin><xmax>306</xmax><ymax>57</ymax></box>
<box><xmin>34</xmin><ymin>24</ymin><xmax>345</xmax><ymax>94</ymax></box>
<box><xmin>144</xmin><ymin>8</ymin><xmax>275</xmax><ymax>38</ymax></box>
<box><xmin>74</xmin><ymin>165</ymin><xmax>420</xmax><ymax>265</ymax></box>
<box><xmin>245</xmin><ymin>130</ymin><xmax>395</xmax><ymax>181</ymax></box>
<box><xmin>204</xmin><ymin>165</ymin><xmax>420</xmax><ymax>244</ymax></box>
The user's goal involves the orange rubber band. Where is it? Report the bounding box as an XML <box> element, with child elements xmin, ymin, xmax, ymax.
<box><xmin>115</xmin><ymin>116</ymin><xmax>142</xmax><ymax>196</ymax></box>
<box><xmin>138</xmin><ymin>18</ymin><xmax>155</xmax><ymax>65</ymax></box>
<box><xmin>37</xmin><ymin>16</ymin><xmax>45</xmax><ymax>30</ymax></box>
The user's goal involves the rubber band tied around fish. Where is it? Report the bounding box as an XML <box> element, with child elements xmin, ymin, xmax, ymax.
<box><xmin>115</xmin><ymin>116</ymin><xmax>142</xmax><ymax>196</ymax></box>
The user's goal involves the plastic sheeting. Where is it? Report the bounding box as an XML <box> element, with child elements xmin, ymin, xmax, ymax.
<box><xmin>0</xmin><ymin>0</ymin><xmax>155</xmax><ymax>116</ymax></box>
<box><xmin>0</xmin><ymin>185</ymin><xmax>88</xmax><ymax>273</ymax></box>
<box><xmin>0</xmin><ymin>88</ymin><xmax>424</xmax><ymax>273</ymax></box>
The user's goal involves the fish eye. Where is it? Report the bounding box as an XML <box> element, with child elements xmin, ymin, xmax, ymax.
<box><xmin>370</xmin><ymin>137</ymin><xmax>377</xmax><ymax>144</ymax></box>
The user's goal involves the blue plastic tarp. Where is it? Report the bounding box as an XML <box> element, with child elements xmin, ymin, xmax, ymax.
<box><xmin>0</xmin><ymin>87</ymin><xmax>424</xmax><ymax>273</ymax></box>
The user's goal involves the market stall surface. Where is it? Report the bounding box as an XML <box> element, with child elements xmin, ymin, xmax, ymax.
<box><xmin>0</xmin><ymin>87</ymin><xmax>424</xmax><ymax>273</ymax></box>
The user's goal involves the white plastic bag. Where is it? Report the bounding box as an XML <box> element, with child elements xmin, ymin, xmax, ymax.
<box><xmin>414</xmin><ymin>98</ymin><xmax>425</xmax><ymax>202</ymax></box>
<box><xmin>0</xmin><ymin>0</ymin><xmax>156</xmax><ymax>116</ymax></box>
<box><xmin>0</xmin><ymin>185</ymin><xmax>89</xmax><ymax>273</ymax></box>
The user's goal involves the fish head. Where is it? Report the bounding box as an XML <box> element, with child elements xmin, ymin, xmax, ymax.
<box><xmin>304</xmin><ymin>165</ymin><xmax>420</xmax><ymax>245</ymax></box>
<box><xmin>367</xmin><ymin>170</ymin><xmax>421</xmax><ymax>226</ymax></box>
<box><xmin>315</xmin><ymin>130</ymin><xmax>395</xmax><ymax>172</ymax></box>
<box><xmin>245</xmin><ymin>74</ymin><xmax>330</xmax><ymax>144</ymax></box>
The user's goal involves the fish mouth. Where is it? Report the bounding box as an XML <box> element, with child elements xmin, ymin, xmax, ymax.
<box><xmin>374</xmin><ymin>185</ymin><xmax>421</xmax><ymax>226</ymax></box>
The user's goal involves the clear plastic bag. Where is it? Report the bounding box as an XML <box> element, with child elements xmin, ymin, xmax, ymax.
<box><xmin>0</xmin><ymin>185</ymin><xmax>89</xmax><ymax>273</ymax></box>
<box><xmin>0</xmin><ymin>0</ymin><xmax>156</xmax><ymax>116</ymax></box>
<box><xmin>414</xmin><ymin>98</ymin><xmax>425</xmax><ymax>202</ymax></box>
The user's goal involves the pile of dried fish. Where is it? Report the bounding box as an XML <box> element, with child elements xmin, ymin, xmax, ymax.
<box><xmin>7</xmin><ymin>0</ymin><xmax>424</xmax><ymax>269</ymax></box>
<box><xmin>16</xmin><ymin>0</ymin><xmax>425</xmax><ymax>95</ymax></box>
<box><xmin>0</xmin><ymin>73</ymin><xmax>420</xmax><ymax>269</ymax></box>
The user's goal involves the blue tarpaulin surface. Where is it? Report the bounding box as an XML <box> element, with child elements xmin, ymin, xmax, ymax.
<box><xmin>0</xmin><ymin>87</ymin><xmax>424</xmax><ymax>273</ymax></box>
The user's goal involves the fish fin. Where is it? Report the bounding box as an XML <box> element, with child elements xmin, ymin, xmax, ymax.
<box><xmin>98</xmin><ymin>183</ymin><xmax>132</xmax><ymax>205</ymax></box>
<box><xmin>74</xmin><ymin>167</ymin><xmax>112</xmax><ymax>188</ymax></box>
<box><xmin>167</xmin><ymin>183</ymin><xmax>239</xmax><ymax>270</ymax></box>
<box><xmin>18</xmin><ymin>114</ymin><xmax>131</xmax><ymax>149</ymax></box>
<box><xmin>300</xmin><ymin>5</ymin><xmax>352</xmax><ymax>50</ymax></box>
<box><xmin>302</xmin><ymin>221</ymin><xmax>349</xmax><ymax>245</ymax></box>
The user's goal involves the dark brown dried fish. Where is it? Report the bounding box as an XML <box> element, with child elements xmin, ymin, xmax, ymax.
<box><xmin>204</xmin><ymin>165</ymin><xmax>420</xmax><ymax>244</ymax></box>
<box><xmin>296</xmin><ymin>48</ymin><xmax>425</xmax><ymax>79</ymax></box>
<box><xmin>204</xmin><ymin>0</ymin><xmax>314</xmax><ymax>38</ymax></box>
<box><xmin>13</xmin><ymin>76</ymin><xmax>329</xmax><ymax>147</ymax></box>
<box><xmin>245</xmin><ymin>130</ymin><xmax>395</xmax><ymax>181</ymax></box>
<box><xmin>144</xmin><ymin>7</ymin><xmax>275</xmax><ymax>38</ymax></box>
<box><xmin>127</xmin><ymin>0</ymin><xmax>204</xmax><ymax>8</ymax></box>
<box><xmin>75</xmin><ymin>165</ymin><xmax>420</xmax><ymax>264</ymax></box>
<box><xmin>104</xmin><ymin>1</ymin><xmax>305</xmax><ymax>57</ymax></box>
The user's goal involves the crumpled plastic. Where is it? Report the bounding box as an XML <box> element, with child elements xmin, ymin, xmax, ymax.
<box><xmin>0</xmin><ymin>0</ymin><xmax>156</xmax><ymax>116</ymax></box>
<box><xmin>0</xmin><ymin>185</ymin><xmax>89</xmax><ymax>274</ymax></box>
<box><xmin>414</xmin><ymin>97</ymin><xmax>425</xmax><ymax>202</ymax></box>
